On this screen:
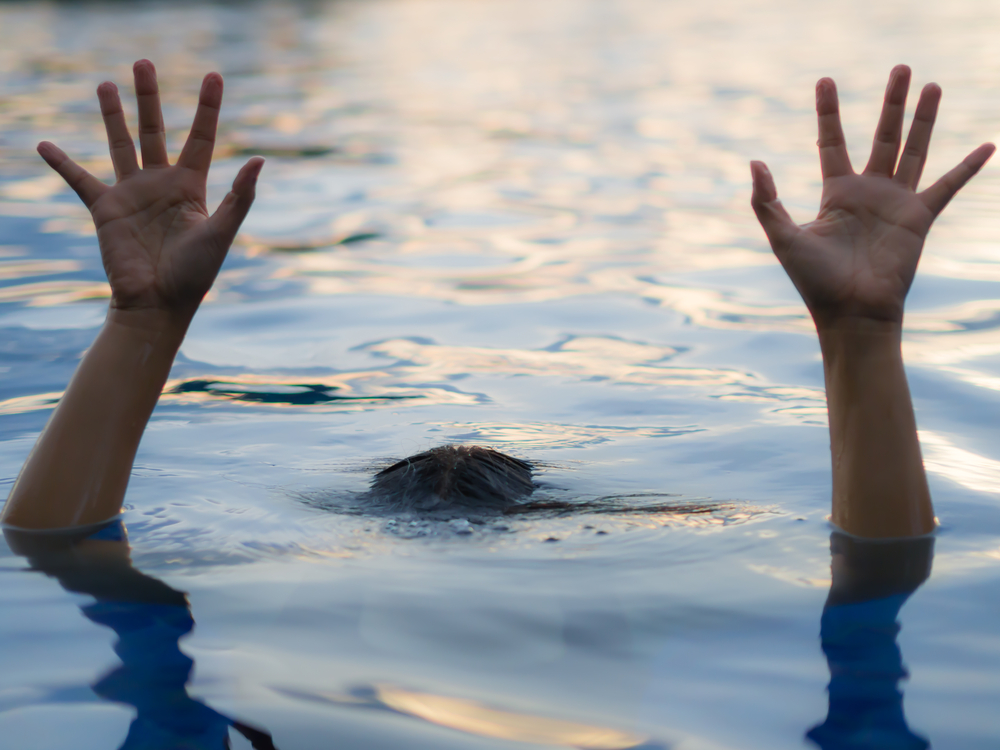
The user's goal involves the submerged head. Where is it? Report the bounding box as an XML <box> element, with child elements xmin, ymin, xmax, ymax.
<box><xmin>368</xmin><ymin>445</ymin><xmax>534</xmax><ymax>513</ymax></box>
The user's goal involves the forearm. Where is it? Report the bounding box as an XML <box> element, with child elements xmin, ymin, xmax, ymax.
<box><xmin>819</xmin><ymin>320</ymin><xmax>934</xmax><ymax>538</ymax></box>
<box><xmin>1</xmin><ymin>308</ymin><xmax>190</xmax><ymax>529</ymax></box>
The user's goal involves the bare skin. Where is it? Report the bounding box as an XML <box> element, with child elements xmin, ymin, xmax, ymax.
<box><xmin>0</xmin><ymin>60</ymin><xmax>263</xmax><ymax>529</ymax></box>
<box><xmin>752</xmin><ymin>65</ymin><xmax>995</xmax><ymax>538</ymax></box>
<box><xmin>40</xmin><ymin>61</ymin><xmax>261</xmax><ymax>318</ymax></box>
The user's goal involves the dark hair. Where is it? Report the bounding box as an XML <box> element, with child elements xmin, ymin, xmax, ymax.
<box><xmin>368</xmin><ymin>445</ymin><xmax>534</xmax><ymax>512</ymax></box>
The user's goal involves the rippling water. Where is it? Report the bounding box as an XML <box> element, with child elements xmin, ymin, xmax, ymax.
<box><xmin>2</xmin><ymin>1</ymin><xmax>1000</xmax><ymax>748</ymax></box>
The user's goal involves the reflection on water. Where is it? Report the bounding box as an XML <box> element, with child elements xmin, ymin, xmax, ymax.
<box><xmin>2</xmin><ymin>0</ymin><xmax>1000</xmax><ymax>748</ymax></box>
<box><xmin>168</xmin><ymin>378</ymin><xmax>419</xmax><ymax>407</ymax></box>
<box><xmin>807</xmin><ymin>534</ymin><xmax>934</xmax><ymax>750</ymax></box>
<box><xmin>289</xmin><ymin>683</ymin><xmax>661</xmax><ymax>749</ymax></box>
<box><xmin>1</xmin><ymin>520</ymin><xmax>931</xmax><ymax>750</ymax></box>
<box><xmin>3</xmin><ymin>524</ymin><xmax>279</xmax><ymax>750</ymax></box>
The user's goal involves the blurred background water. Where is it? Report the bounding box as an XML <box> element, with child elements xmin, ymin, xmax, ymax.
<box><xmin>1</xmin><ymin>0</ymin><xmax>1000</xmax><ymax>748</ymax></box>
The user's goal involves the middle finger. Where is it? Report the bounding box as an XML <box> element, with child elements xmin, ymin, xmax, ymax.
<box><xmin>134</xmin><ymin>59</ymin><xmax>169</xmax><ymax>168</ymax></box>
<box><xmin>864</xmin><ymin>65</ymin><xmax>910</xmax><ymax>177</ymax></box>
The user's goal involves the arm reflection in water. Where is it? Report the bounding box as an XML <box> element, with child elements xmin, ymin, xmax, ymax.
<box><xmin>751</xmin><ymin>66</ymin><xmax>993</xmax><ymax>749</ymax></box>
<box><xmin>4</xmin><ymin>522</ymin><xmax>277</xmax><ymax>750</ymax></box>
<box><xmin>809</xmin><ymin>533</ymin><xmax>933</xmax><ymax>749</ymax></box>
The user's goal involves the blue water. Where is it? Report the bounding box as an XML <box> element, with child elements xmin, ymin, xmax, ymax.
<box><xmin>2</xmin><ymin>1</ymin><xmax>1000</xmax><ymax>747</ymax></box>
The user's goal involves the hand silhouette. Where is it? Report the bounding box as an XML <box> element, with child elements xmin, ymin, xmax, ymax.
<box><xmin>751</xmin><ymin>65</ymin><xmax>994</xmax><ymax>329</ymax></box>
<box><xmin>37</xmin><ymin>59</ymin><xmax>264</xmax><ymax>320</ymax></box>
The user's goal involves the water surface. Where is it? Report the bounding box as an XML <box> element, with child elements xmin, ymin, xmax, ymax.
<box><xmin>2</xmin><ymin>1</ymin><xmax>1000</xmax><ymax>748</ymax></box>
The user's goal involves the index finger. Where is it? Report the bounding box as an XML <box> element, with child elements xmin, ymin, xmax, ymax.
<box><xmin>176</xmin><ymin>73</ymin><xmax>223</xmax><ymax>174</ymax></box>
<box><xmin>816</xmin><ymin>78</ymin><xmax>853</xmax><ymax>179</ymax></box>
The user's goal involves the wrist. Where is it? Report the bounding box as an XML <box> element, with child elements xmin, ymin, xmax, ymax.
<box><xmin>105</xmin><ymin>306</ymin><xmax>193</xmax><ymax>353</ymax></box>
<box><xmin>809</xmin><ymin>300</ymin><xmax>905</xmax><ymax>334</ymax></box>
<box><xmin>816</xmin><ymin>316</ymin><xmax>903</xmax><ymax>356</ymax></box>
<box><xmin>818</xmin><ymin>317</ymin><xmax>906</xmax><ymax>413</ymax></box>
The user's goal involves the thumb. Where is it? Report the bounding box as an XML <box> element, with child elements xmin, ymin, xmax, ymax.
<box><xmin>208</xmin><ymin>157</ymin><xmax>265</xmax><ymax>248</ymax></box>
<box><xmin>750</xmin><ymin>160</ymin><xmax>797</xmax><ymax>256</ymax></box>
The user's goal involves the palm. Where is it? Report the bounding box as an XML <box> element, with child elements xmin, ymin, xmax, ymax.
<box><xmin>782</xmin><ymin>175</ymin><xmax>932</xmax><ymax>323</ymax></box>
<box><xmin>752</xmin><ymin>66</ymin><xmax>994</xmax><ymax>328</ymax></box>
<box><xmin>38</xmin><ymin>60</ymin><xmax>262</xmax><ymax>316</ymax></box>
<box><xmin>93</xmin><ymin>169</ymin><xmax>216</xmax><ymax>310</ymax></box>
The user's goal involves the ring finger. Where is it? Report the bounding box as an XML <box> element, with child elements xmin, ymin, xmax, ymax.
<box><xmin>97</xmin><ymin>82</ymin><xmax>139</xmax><ymax>179</ymax></box>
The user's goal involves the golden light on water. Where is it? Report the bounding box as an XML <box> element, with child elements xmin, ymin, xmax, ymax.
<box><xmin>296</xmin><ymin>684</ymin><xmax>652</xmax><ymax>749</ymax></box>
<box><xmin>372</xmin><ymin>685</ymin><xmax>649</xmax><ymax>749</ymax></box>
<box><xmin>427</xmin><ymin>420</ymin><xmax>700</xmax><ymax>448</ymax></box>
<box><xmin>919</xmin><ymin>430</ymin><xmax>1000</xmax><ymax>495</ymax></box>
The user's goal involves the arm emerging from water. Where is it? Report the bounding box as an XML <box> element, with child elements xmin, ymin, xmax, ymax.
<box><xmin>751</xmin><ymin>65</ymin><xmax>994</xmax><ymax>538</ymax></box>
<box><xmin>0</xmin><ymin>60</ymin><xmax>263</xmax><ymax>530</ymax></box>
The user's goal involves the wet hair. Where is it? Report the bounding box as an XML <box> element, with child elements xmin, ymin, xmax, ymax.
<box><xmin>368</xmin><ymin>445</ymin><xmax>534</xmax><ymax>512</ymax></box>
<box><xmin>361</xmin><ymin>444</ymin><xmax>734</xmax><ymax>523</ymax></box>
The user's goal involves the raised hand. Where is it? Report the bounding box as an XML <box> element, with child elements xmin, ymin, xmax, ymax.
<box><xmin>37</xmin><ymin>59</ymin><xmax>264</xmax><ymax>320</ymax></box>
<box><xmin>2</xmin><ymin>61</ymin><xmax>264</xmax><ymax>530</ymax></box>
<box><xmin>751</xmin><ymin>65</ymin><xmax>994</xmax><ymax>330</ymax></box>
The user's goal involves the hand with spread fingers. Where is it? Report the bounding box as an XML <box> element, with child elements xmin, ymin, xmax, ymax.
<box><xmin>37</xmin><ymin>59</ymin><xmax>264</xmax><ymax>320</ymax></box>
<box><xmin>749</xmin><ymin>66</ymin><xmax>995</xmax><ymax>539</ymax></box>
<box><xmin>2</xmin><ymin>61</ymin><xmax>264</xmax><ymax>530</ymax></box>
<box><xmin>751</xmin><ymin>65</ymin><xmax>995</xmax><ymax>330</ymax></box>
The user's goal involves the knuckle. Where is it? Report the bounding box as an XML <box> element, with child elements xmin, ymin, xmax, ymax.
<box><xmin>189</xmin><ymin>129</ymin><xmax>214</xmax><ymax>143</ymax></box>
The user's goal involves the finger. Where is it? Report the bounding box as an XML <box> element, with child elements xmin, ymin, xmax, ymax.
<box><xmin>206</xmin><ymin>157</ymin><xmax>265</xmax><ymax>250</ymax></box>
<box><xmin>919</xmin><ymin>143</ymin><xmax>996</xmax><ymax>217</ymax></box>
<box><xmin>37</xmin><ymin>141</ymin><xmax>108</xmax><ymax>208</ymax></box>
<box><xmin>750</xmin><ymin>161</ymin><xmax>797</xmax><ymax>254</ymax></box>
<box><xmin>864</xmin><ymin>65</ymin><xmax>911</xmax><ymax>176</ymax></box>
<box><xmin>177</xmin><ymin>73</ymin><xmax>223</xmax><ymax>174</ymax></box>
<box><xmin>894</xmin><ymin>83</ymin><xmax>942</xmax><ymax>189</ymax></box>
<box><xmin>97</xmin><ymin>82</ymin><xmax>139</xmax><ymax>179</ymax></box>
<box><xmin>816</xmin><ymin>78</ymin><xmax>853</xmax><ymax>179</ymax></box>
<box><xmin>133</xmin><ymin>59</ymin><xmax>169</xmax><ymax>168</ymax></box>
